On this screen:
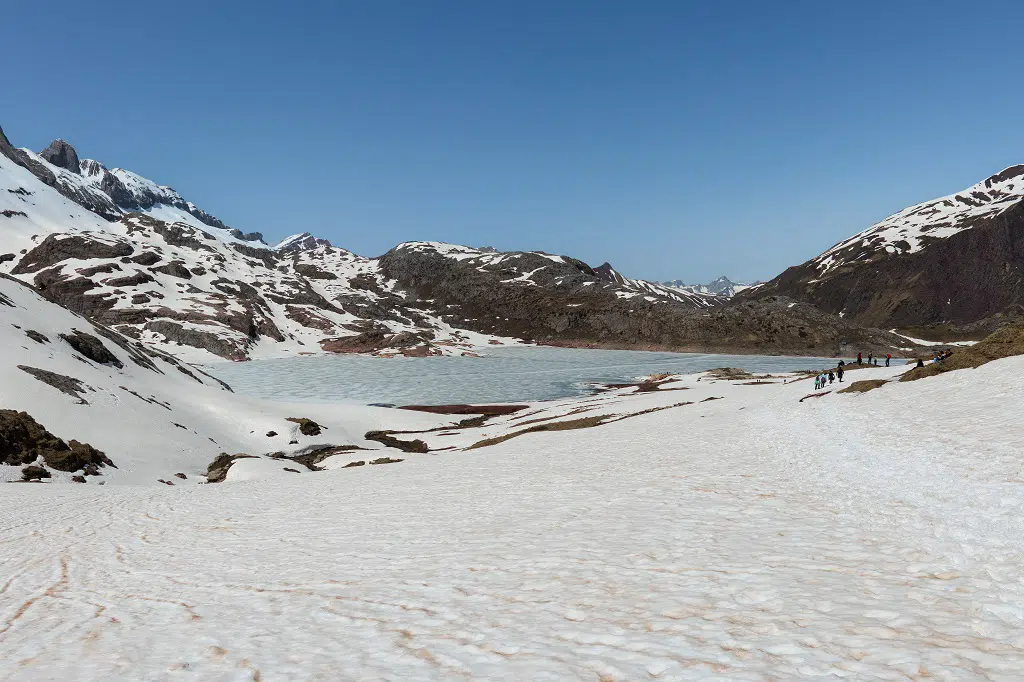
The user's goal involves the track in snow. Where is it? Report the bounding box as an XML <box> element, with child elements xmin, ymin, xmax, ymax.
<box><xmin>1</xmin><ymin>360</ymin><xmax>1023</xmax><ymax>680</ymax></box>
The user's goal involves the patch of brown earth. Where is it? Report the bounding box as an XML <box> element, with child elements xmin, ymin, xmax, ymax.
<box><xmin>399</xmin><ymin>404</ymin><xmax>528</xmax><ymax>416</ymax></box>
<box><xmin>838</xmin><ymin>379</ymin><xmax>889</xmax><ymax>394</ymax></box>
<box><xmin>364</xmin><ymin>431</ymin><xmax>429</xmax><ymax>453</ymax></box>
<box><xmin>901</xmin><ymin>323</ymin><xmax>1024</xmax><ymax>382</ymax></box>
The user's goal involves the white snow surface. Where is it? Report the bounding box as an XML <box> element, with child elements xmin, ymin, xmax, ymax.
<box><xmin>2</xmin><ymin>357</ymin><xmax>1024</xmax><ymax>679</ymax></box>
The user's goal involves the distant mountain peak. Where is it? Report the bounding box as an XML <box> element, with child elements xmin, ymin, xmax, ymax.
<box><xmin>276</xmin><ymin>232</ymin><xmax>333</xmax><ymax>252</ymax></box>
<box><xmin>660</xmin><ymin>276</ymin><xmax>754</xmax><ymax>298</ymax></box>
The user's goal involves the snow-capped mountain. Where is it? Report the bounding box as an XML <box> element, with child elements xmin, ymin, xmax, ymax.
<box><xmin>661</xmin><ymin>276</ymin><xmax>755</xmax><ymax>298</ymax></box>
<box><xmin>0</xmin><ymin>124</ymin><xmax>909</xmax><ymax>359</ymax></box>
<box><xmin>747</xmin><ymin>165</ymin><xmax>1024</xmax><ymax>330</ymax></box>
<box><xmin>1</xmin><ymin>131</ymin><xmax>260</xmax><ymax>243</ymax></box>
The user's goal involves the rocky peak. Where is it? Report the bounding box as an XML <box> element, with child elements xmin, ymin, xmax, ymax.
<box><xmin>983</xmin><ymin>165</ymin><xmax>1024</xmax><ymax>187</ymax></box>
<box><xmin>593</xmin><ymin>262</ymin><xmax>626</xmax><ymax>286</ymax></box>
<box><xmin>276</xmin><ymin>232</ymin><xmax>333</xmax><ymax>253</ymax></box>
<box><xmin>40</xmin><ymin>139</ymin><xmax>81</xmax><ymax>174</ymax></box>
<box><xmin>79</xmin><ymin>158</ymin><xmax>107</xmax><ymax>178</ymax></box>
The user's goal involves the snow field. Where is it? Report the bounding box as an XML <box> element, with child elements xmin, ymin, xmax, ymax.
<box><xmin>2</xmin><ymin>358</ymin><xmax>1022</xmax><ymax>679</ymax></box>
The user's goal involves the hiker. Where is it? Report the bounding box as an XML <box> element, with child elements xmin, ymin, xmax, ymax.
<box><xmin>885</xmin><ymin>353</ymin><xmax>891</xmax><ymax>367</ymax></box>
<box><xmin>868</xmin><ymin>352</ymin><xmax>873</xmax><ymax>365</ymax></box>
<box><xmin>857</xmin><ymin>352</ymin><xmax>863</xmax><ymax>365</ymax></box>
<box><xmin>837</xmin><ymin>361</ymin><xmax>845</xmax><ymax>382</ymax></box>
<box><xmin>916</xmin><ymin>358</ymin><xmax>925</xmax><ymax>368</ymax></box>
<box><xmin>828</xmin><ymin>370</ymin><xmax>835</xmax><ymax>384</ymax></box>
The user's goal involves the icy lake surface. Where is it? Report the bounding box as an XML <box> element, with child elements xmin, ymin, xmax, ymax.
<box><xmin>206</xmin><ymin>346</ymin><xmax>837</xmax><ymax>405</ymax></box>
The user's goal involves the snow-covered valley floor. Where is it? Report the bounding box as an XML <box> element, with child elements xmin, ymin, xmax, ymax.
<box><xmin>2</xmin><ymin>359</ymin><xmax>1023</xmax><ymax>680</ymax></box>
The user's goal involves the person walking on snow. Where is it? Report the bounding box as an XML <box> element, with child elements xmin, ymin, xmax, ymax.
<box><xmin>837</xmin><ymin>361</ymin><xmax>845</xmax><ymax>382</ymax></box>
<box><xmin>886</xmin><ymin>353</ymin><xmax>891</xmax><ymax>367</ymax></box>
<box><xmin>868</xmin><ymin>352</ymin><xmax>873</xmax><ymax>365</ymax></box>
<box><xmin>857</xmin><ymin>352</ymin><xmax>863</xmax><ymax>365</ymax></box>
<box><xmin>814</xmin><ymin>374</ymin><xmax>821</xmax><ymax>390</ymax></box>
<box><xmin>828</xmin><ymin>370</ymin><xmax>835</xmax><ymax>384</ymax></box>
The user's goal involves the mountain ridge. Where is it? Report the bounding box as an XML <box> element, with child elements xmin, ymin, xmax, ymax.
<box><xmin>0</xmin><ymin>124</ymin><xmax>911</xmax><ymax>360</ymax></box>
<box><xmin>744</xmin><ymin>164</ymin><xmax>1024</xmax><ymax>335</ymax></box>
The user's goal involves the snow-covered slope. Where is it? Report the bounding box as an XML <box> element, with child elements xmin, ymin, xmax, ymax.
<box><xmin>748</xmin><ymin>165</ymin><xmax>1024</xmax><ymax>330</ymax></box>
<box><xmin>0</xmin><ymin>272</ymin><xmax>451</xmax><ymax>484</ymax></box>
<box><xmin>2</xmin><ymin>354</ymin><xmax>1022</xmax><ymax>677</ymax></box>
<box><xmin>814</xmin><ymin>165</ymin><xmax>1024</xmax><ymax>276</ymax></box>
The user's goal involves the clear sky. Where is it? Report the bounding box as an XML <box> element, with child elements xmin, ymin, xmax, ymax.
<box><xmin>3</xmin><ymin>1</ymin><xmax>1023</xmax><ymax>283</ymax></box>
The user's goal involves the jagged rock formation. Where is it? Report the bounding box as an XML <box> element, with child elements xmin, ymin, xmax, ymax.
<box><xmin>746</xmin><ymin>166</ymin><xmax>1024</xmax><ymax>335</ymax></box>
<box><xmin>661</xmin><ymin>276</ymin><xmax>756</xmax><ymax>298</ymax></box>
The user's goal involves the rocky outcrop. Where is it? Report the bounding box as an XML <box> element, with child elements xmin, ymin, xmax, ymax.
<box><xmin>17</xmin><ymin>366</ymin><xmax>92</xmax><ymax>403</ymax></box>
<box><xmin>59</xmin><ymin>330</ymin><xmax>123</xmax><ymax>368</ymax></box>
<box><xmin>0</xmin><ymin>409</ymin><xmax>113</xmax><ymax>472</ymax></box>
<box><xmin>13</xmin><ymin>234</ymin><xmax>134</xmax><ymax>274</ymax></box>
<box><xmin>39</xmin><ymin>139</ymin><xmax>80</xmax><ymax>173</ymax></box>
<box><xmin>205</xmin><ymin>453</ymin><xmax>255</xmax><ymax>483</ymax></box>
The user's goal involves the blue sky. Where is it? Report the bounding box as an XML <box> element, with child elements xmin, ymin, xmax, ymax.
<box><xmin>3</xmin><ymin>1</ymin><xmax>1023</xmax><ymax>282</ymax></box>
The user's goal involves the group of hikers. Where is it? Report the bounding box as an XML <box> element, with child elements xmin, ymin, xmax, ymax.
<box><xmin>856</xmin><ymin>351</ymin><xmax>891</xmax><ymax>367</ymax></box>
<box><xmin>915</xmin><ymin>349</ymin><xmax>953</xmax><ymax>368</ymax></box>
<box><xmin>812</xmin><ymin>351</ymin><xmax>894</xmax><ymax>390</ymax></box>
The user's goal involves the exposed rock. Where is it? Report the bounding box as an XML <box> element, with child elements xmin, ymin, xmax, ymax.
<box><xmin>343</xmin><ymin>460</ymin><xmax>366</xmax><ymax>468</ymax></box>
<box><xmin>294</xmin><ymin>263</ymin><xmax>338</xmax><ymax>280</ymax></box>
<box><xmin>105</xmin><ymin>270</ymin><xmax>154</xmax><ymax>288</ymax></box>
<box><xmin>128</xmin><ymin>251</ymin><xmax>162</xmax><ymax>266</ymax></box>
<box><xmin>12</xmin><ymin>234</ymin><xmax>133</xmax><ymax>274</ymax></box>
<box><xmin>0</xmin><ymin>410</ymin><xmax>114</xmax><ymax>472</ymax></box>
<box><xmin>39</xmin><ymin>139</ymin><xmax>80</xmax><ymax>173</ymax></box>
<box><xmin>72</xmin><ymin>475</ymin><xmax>86</xmax><ymax>483</ymax></box>
<box><xmin>24</xmin><ymin>329</ymin><xmax>49</xmax><ymax>344</ymax></box>
<box><xmin>174</xmin><ymin>472</ymin><xmax>187</xmax><ymax>479</ymax></box>
<box><xmin>17</xmin><ymin>366</ymin><xmax>91</xmax><ymax>403</ymax></box>
<box><xmin>266</xmin><ymin>430</ymin><xmax>278</xmax><ymax>437</ymax></box>
<box><xmin>22</xmin><ymin>465</ymin><xmax>50</xmax><ymax>481</ymax></box>
<box><xmin>59</xmin><ymin>330</ymin><xmax>123</xmax><ymax>368</ymax></box>
<box><xmin>205</xmin><ymin>453</ymin><xmax>255</xmax><ymax>483</ymax></box>
<box><xmin>151</xmin><ymin>261</ymin><xmax>192</xmax><ymax>279</ymax></box>
<box><xmin>77</xmin><ymin>263</ymin><xmax>121</xmax><ymax>277</ymax></box>
<box><xmin>143</xmin><ymin>320</ymin><xmax>248</xmax><ymax>361</ymax></box>
<box><xmin>364</xmin><ymin>431</ymin><xmax>429</xmax><ymax>453</ymax></box>
<box><xmin>370</xmin><ymin>457</ymin><xmax>404</xmax><ymax>465</ymax></box>
<box><xmin>286</xmin><ymin>417</ymin><xmax>323</xmax><ymax>436</ymax></box>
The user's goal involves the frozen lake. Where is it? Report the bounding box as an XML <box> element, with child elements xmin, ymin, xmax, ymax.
<box><xmin>206</xmin><ymin>346</ymin><xmax>836</xmax><ymax>405</ymax></box>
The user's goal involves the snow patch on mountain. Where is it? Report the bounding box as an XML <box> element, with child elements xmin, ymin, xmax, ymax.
<box><xmin>813</xmin><ymin>165</ymin><xmax>1024</xmax><ymax>276</ymax></box>
<box><xmin>661</xmin><ymin>275</ymin><xmax>755</xmax><ymax>298</ymax></box>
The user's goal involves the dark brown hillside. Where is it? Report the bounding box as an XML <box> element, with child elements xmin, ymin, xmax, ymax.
<box><xmin>745</xmin><ymin>201</ymin><xmax>1024</xmax><ymax>331</ymax></box>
